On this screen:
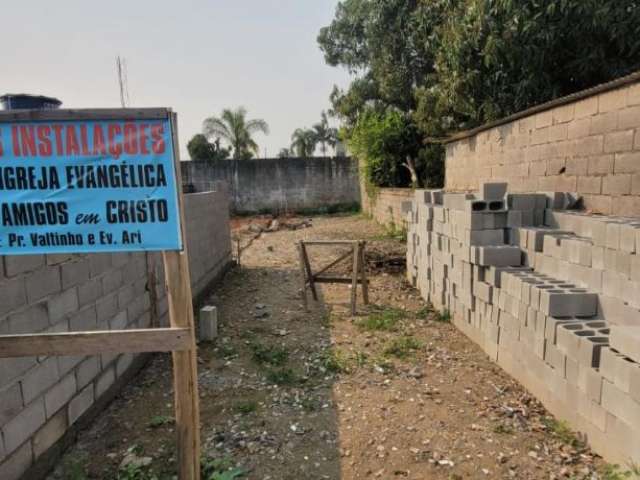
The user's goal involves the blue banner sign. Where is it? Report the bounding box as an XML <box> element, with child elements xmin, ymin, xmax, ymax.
<box><xmin>0</xmin><ymin>116</ymin><xmax>183</xmax><ymax>254</ymax></box>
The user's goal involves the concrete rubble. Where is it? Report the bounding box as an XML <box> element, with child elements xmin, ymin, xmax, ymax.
<box><xmin>404</xmin><ymin>183</ymin><xmax>640</xmax><ymax>464</ymax></box>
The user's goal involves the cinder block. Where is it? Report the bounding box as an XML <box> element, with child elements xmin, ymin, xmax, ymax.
<box><xmin>2</xmin><ymin>397</ymin><xmax>46</xmax><ymax>454</ymax></box>
<box><xmin>88</xmin><ymin>254</ymin><xmax>112</xmax><ymax>277</ymax></box>
<box><xmin>26</xmin><ymin>266</ymin><xmax>61</xmax><ymax>303</ymax></box>
<box><xmin>609</xmin><ymin>326</ymin><xmax>640</xmax><ymax>363</ymax></box>
<box><xmin>60</xmin><ymin>259</ymin><xmax>90</xmax><ymax>289</ymax></box>
<box><xmin>21</xmin><ymin>358</ymin><xmax>60</xmax><ymax>404</ymax></box>
<box><xmin>473</xmin><ymin>246</ymin><xmax>522</xmax><ymax>267</ymax></box>
<box><xmin>620</xmin><ymin>224</ymin><xmax>640</xmax><ymax>253</ymax></box>
<box><xmin>539</xmin><ymin>288</ymin><xmax>597</xmax><ymax>317</ymax></box>
<box><xmin>4</xmin><ymin>255</ymin><xmax>45</xmax><ymax>277</ymax></box>
<box><xmin>577</xmin><ymin>336</ymin><xmax>609</xmax><ymax>368</ymax></box>
<box><xmin>96</xmin><ymin>293</ymin><xmax>118</xmax><ymax>323</ymax></box>
<box><xmin>47</xmin><ymin>288</ymin><xmax>79</xmax><ymax>324</ymax></box>
<box><xmin>75</xmin><ymin>357</ymin><xmax>100</xmax><ymax>390</ymax></box>
<box><xmin>68</xmin><ymin>384</ymin><xmax>94</xmax><ymax>425</ymax></box>
<box><xmin>0</xmin><ymin>383</ymin><xmax>23</xmax><ymax>428</ymax></box>
<box><xmin>94</xmin><ymin>367</ymin><xmax>115</xmax><ymax>398</ymax></box>
<box><xmin>0</xmin><ymin>442</ymin><xmax>32</xmax><ymax>480</ymax></box>
<box><xmin>482</xmin><ymin>182</ymin><xmax>507</xmax><ymax>201</ymax></box>
<box><xmin>44</xmin><ymin>374</ymin><xmax>76</xmax><ymax>418</ymax></box>
<box><xmin>77</xmin><ymin>277</ymin><xmax>103</xmax><ymax>307</ymax></box>
<box><xmin>601</xmin><ymin>380</ymin><xmax>640</xmax><ymax>429</ymax></box>
<box><xmin>32</xmin><ymin>409</ymin><xmax>67</xmax><ymax>457</ymax></box>
<box><xmin>0</xmin><ymin>277</ymin><xmax>27</xmax><ymax>317</ymax></box>
<box><xmin>576</xmin><ymin>365</ymin><xmax>604</xmax><ymax>403</ymax></box>
<box><xmin>7</xmin><ymin>303</ymin><xmax>49</xmax><ymax>334</ymax></box>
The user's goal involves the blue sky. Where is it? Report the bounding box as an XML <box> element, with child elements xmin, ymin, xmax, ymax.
<box><xmin>1</xmin><ymin>1</ymin><xmax>351</xmax><ymax>158</ymax></box>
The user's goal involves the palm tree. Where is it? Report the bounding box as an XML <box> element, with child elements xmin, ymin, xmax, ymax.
<box><xmin>278</xmin><ymin>148</ymin><xmax>292</xmax><ymax>158</ymax></box>
<box><xmin>312</xmin><ymin>111</ymin><xmax>338</xmax><ymax>156</ymax></box>
<box><xmin>203</xmin><ymin>107</ymin><xmax>269</xmax><ymax>160</ymax></box>
<box><xmin>291</xmin><ymin>128</ymin><xmax>317</xmax><ymax>158</ymax></box>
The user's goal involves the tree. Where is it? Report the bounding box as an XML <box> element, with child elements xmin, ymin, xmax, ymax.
<box><xmin>278</xmin><ymin>148</ymin><xmax>292</xmax><ymax>158</ymax></box>
<box><xmin>202</xmin><ymin>107</ymin><xmax>269</xmax><ymax>160</ymax></box>
<box><xmin>291</xmin><ymin>128</ymin><xmax>317</xmax><ymax>158</ymax></box>
<box><xmin>312</xmin><ymin>111</ymin><xmax>338</xmax><ymax>156</ymax></box>
<box><xmin>187</xmin><ymin>134</ymin><xmax>229</xmax><ymax>161</ymax></box>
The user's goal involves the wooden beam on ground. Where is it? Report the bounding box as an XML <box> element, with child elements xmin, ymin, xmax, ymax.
<box><xmin>0</xmin><ymin>328</ymin><xmax>191</xmax><ymax>358</ymax></box>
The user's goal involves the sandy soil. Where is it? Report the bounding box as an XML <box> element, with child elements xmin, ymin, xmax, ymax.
<box><xmin>47</xmin><ymin>214</ymin><xmax>615</xmax><ymax>480</ymax></box>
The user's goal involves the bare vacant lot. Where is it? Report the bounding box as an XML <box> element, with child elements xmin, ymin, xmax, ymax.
<box><xmin>49</xmin><ymin>215</ymin><xmax>623</xmax><ymax>480</ymax></box>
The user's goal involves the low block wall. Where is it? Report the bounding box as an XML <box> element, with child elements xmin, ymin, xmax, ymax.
<box><xmin>406</xmin><ymin>188</ymin><xmax>640</xmax><ymax>464</ymax></box>
<box><xmin>445</xmin><ymin>73</ymin><xmax>640</xmax><ymax>216</ymax></box>
<box><xmin>362</xmin><ymin>188</ymin><xmax>414</xmax><ymax>228</ymax></box>
<box><xmin>181</xmin><ymin>157</ymin><xmax>361</xmax><ymax>215</ymax></box>
<box><xmin>0</xmin><ymin>189</ymin><xmax>232</xmax><ymax>480</ymax></box>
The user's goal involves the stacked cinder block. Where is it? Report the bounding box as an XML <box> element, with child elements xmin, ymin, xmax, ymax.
<box><xmin>406</xmin><ymin>183</ymin><xmax>640</xmax><ymax>464</ymax></box>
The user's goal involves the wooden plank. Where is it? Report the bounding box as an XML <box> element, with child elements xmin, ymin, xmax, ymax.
<box><xmin>311</xmin><ymin>249</ymin><xmax>353</xmax><ymax>279</ymax></box>
<box><xmin>300</xmin><ymin>243</ymin><xmax>318</xmax><ymax>301</ymax></box>
<box><xmin>314</xmin><ymin>277</ymin><xmax>363</xmax><ymax>284</ymax></box>
<box><xmin>297</xmin><ymin>242</ymin><xmax>309</xmax><ymax>311</ymax></box>
<box><xmin>0</xmin><ymin>107</ymin><xmax>171</xmax><ymax>122</ymax></box>
<box><xmin>303</xmin><ymin>240</ymin><xmax>360</xmax><ymax>246</ymax></box>
<box><xmin>165</xmin><ymin>112</ymin><xmax>201</xmax><ymax>480</ymax></box>
<box><xmin>350</xmin><ymin>244</ymin><xmax>359</xmax><ymax>315</ymax></box>
<box><xmin>359</xmin><ymin>242</ymin><xmax>369</xmax><ymax>305</ymax></box>
<box><xmin>0</xmin><ymin>328</ymin><xmax>190</xmax><ymax>358</ymax></box>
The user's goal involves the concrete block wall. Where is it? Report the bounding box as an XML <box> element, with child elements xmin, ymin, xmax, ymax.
<box><xmin>0</xmin><ymin>190</ymin><xmax>231</xmax><ymax>480</ymax></box>
<box><xmin>445</xmin><ymin>74</ymin><xmax>640</xmax><ymax>216</ymax></box>
<box><xmin>362</xmin><ymin>187</ymin><xmax>414</xmax><ymax>228</ymax></box>
<box><xmin>181</xmin><ymin>157</ymin><xmax>360</xmax><ymax>215</ymax></box>
<box><xmin>406</xmin><ymin>187</ymin><xmax>640</xmax><ymax>464</ymax></box>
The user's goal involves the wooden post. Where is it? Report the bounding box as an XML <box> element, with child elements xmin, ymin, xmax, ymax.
<box><xmin>359</xmin><ymin>241</ymin><xmax>369</xmax><ymax>305</ymax></box>
<box><xmin>300</xmin><ymin>243</ymin><xmax>318</xmax><ymax>301</ymax></box>
<box><xmin>350</xmin><ymin>242</ymin><xmax>359</xmax><ymax>315</ymax></box>
<box><xmin>167</xmin><ymin>113</ymin><xmax>201</xmax><ymax>480</ymax></box>
<box><xmin>297</xmin><ymin>242</ymin><xmax>308</xmax><ymax>311</ymax></box>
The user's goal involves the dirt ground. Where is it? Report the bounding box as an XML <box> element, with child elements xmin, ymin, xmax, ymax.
<box><xmin>48</xmin><ymin>214</ymin><xmax>621</xmax><ymax>480</ymax></box>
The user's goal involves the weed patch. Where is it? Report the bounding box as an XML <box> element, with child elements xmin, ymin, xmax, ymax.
<box><xmin>542</xmin><ymin>417</ymin><xmax>584</xmax><ymax>448</ymax></box>
<box><xmin>250</xmin><ymin>342</ymin><xmax>289</xmax><ymax>366</ymax></box>
<box><xmin>320</xmin><ymin>349</ymin><xmax>351</xmax><ymax>373</ymax></box>
<box><xmin>265</xmin><ymin>368</ymin><xmax>300</xmax><ymax>386</ymax></box>
<box><xmin>600</xmin><ymin>463</ymin><xmax>640</xmax><ymax>480</ymax></box>
<box><xmin>233</xmin><ymin>401</ymin><xmax>258</xmax><ymax>415</ymax></box>
<box><xmin>357</xmin><ymin>307</ymin><xmax>406</xmax><ymax>331</ymax></box>
<box><xmin>434</xmin><ymin>309</ymin><xmax>451</xmax><ymax>323</ymax></box>
<box><xmin>148</xmin><ymin>415</ymin><xmax>174</xmax><ymax>428</ymax></box>
<box><xmin>384</xmin><ymin>336</ymin><xmax>423</xmax><ymax>359</ymax></box>
<box><xmin>201</xmin><ymin>456</ymin><xmax>246</xmax><ymax>480</ymax></box>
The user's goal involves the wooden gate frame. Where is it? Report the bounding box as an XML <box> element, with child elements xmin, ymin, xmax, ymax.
<box><xmin>298</xmin><ymin>240</ymin><xmax>369</xmax><ymax>315</ymax></box>
<box><xmin>0</xmin><ymin>108</ymin><xmax>201</xmax><ymax>479</ymax></box>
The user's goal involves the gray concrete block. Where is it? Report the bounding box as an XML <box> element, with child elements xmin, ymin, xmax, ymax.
<box><xmin>199</xmin><ymin>306</ymin><xmax>218</xmax><ymax>341</ymax></box>
<box><xmin>32</xmin><ymin>408</ymin><xmax>67</xmax><ymax>458</ymax></box>
<box><xmin>3</xmin><ymin>255</ymin><xmax>45</xmax><ymax>277</ymax></box>
<box><xmin>539</xmin><ymin>289</ymin><xmax>597</xmax><ymax>317</ymax></box>
<box><xmin>0</xmin><ymin>441</ymin><xmax>32</xmax><ymax>480</ymax></box>
<box><xmin>26</xmin><ymin>266</ymin><xmax>61</xmax><ymax>303</ymax></box>
<box><xmin>75</xmin><ymin>357</ymin><xmax>100</xmax><ymax>390</ymax></box>
<box><xmin>68</xmin><ymin>384</ymin><xmax>94</xmax><ymax>425</ymax></box>
<box><xmin>443</xmin><ymin>192</ymin><xmax>475</xmax><ymax>211</ymax></box>
<box><xmin>47</xmin><ymin>288</ymin><xmax>79</xmax><ymax>324</ymax></box>
<box><xmin>0</xmin><ymin>277</ymin><xmax>27</xmax><ymax>317</ymax></box>
<box><xmin>601</xmin><ymin>380</ymin><xmax>640</xmax><ymax>431</ymax></box>
<box><xmin>21</xmin><ymin>358</ymin><xmax>60</xmax><ymax>405</ymax></box>
<box><xmin>2</xmin><ymin>397</ymin><xmax>46</xmax><ymax>454</ymax></box>
<box><xmin>609</xmin><ymin>326</ymin><xmax>640</xmax><ymax>363</ymax></box>
<box><xmin>101</xmin><ymin>268</ymin><xmax>123</xmax><ymax>294</ymax></box>
<box><xmin>482</xmin><ymin>182</ymin><xmax>507</xmax><ymax>201</ymax></box>
<box><xmin>577</xmin><ymin>336</ymin><xmax>609</xmax><ymax>368</ymax></box>
<box><xmin>88</xmin><ymin>254</ymin><xmax>112</xmax><ymax>277</ymax></box>
<box><xmin>61</xmin><ymin>259</ymin><xmax>90</xmax><ymax>290</ymax></box>
<box><xmin>116</xmin><ymin>353</ymin><xmax>135</xmax><ymax>378</ymax></box>
<box><xmin>0</xmin><ymin>383</ymin><xmax>23</xmax><ymax>428</ymax></box>
<box><xmin>620</xmin><ymin>224</ymin><xmax>640</xmax><ymax>254</ymax></box>
<box><xmin>473</xmin><ymin>246</ymin><xmax>522</xmax><ymax>267</ymax></box>
<box><xmin>7</xmin><ymin>302</ymin><xmax>49</xmax><ymax>334</ymax></box>
<box><xmin>96</xmin><ymin>293</ymin><xmax>118</xmax><ymax>323</ymax></box>
<box><xmin>44</xmin><ymin>374</ymin><xmax>76</xmax><ymax>418</ymax></box>
<box><xmin>94</xmin><ymin>367</ymin><xmax>115</xmax><ymax>398</ymax></box>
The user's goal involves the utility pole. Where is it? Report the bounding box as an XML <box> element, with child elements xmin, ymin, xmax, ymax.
<box><xmin>116</xmin><ymin>56</ymin><xmax>131</xmax><ymax>108</ymax></box>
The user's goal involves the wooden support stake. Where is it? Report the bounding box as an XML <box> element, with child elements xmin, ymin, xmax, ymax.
<box><xmin>350</xmin><ymin>242</ymin><xmax>359</xmax><ymax>315</ymax></box>
<box><xmin>359</xmin><ymin>241</ymin><xmax>369</xmax><ymax>305</ymax></box>
<box><xmin>297</xmin><ymin>242</ymin><xmax>308</xmax><ymax>311</ymax></box>
<box><xmin>300</xmin><ymin>243</ymin><xmax>318</xmax><ymax>301</ymax></box>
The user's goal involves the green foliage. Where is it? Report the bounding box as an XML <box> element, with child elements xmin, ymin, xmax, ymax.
<box><xmin>383</xmin><ymin>336</ymin><xmax>423</xmax><ymax>359</ymax></box>
<box><xmin>117</xmin><ymin>464</ymin><xmax>157</xmax><ymax>480</ymax></box>
<box><xmin>202</xmin><ymin>107</ymin><xmax>269</xmax><ymax>160</ymax></box>
<box><xmin>435</xmin><ymin>309</ymin><xmax>451</xmax><ymax>323</ymax></box>
<box><xmin>492</xmin><ymin>423</ymin><xmax>514</xmax><ymax>435</ymax></box>
<box><xmin>291</xmin><ymin>128</ymin><xmax>317</xmax><ymax>157</ymax></box>
<box><xmin>348</xmin><ymin>109</ymin><xmax>443</xmax><ymax>190</ymax></box>
<box><xmin>320</xmin><ymin>0</ymin><xmax>640</xmax><ymax>187</ymax></box>
<box><xmin>233</xmin><ymin>400</ymin><xmax>258</xmax><ymax>415</ymax></box>
<box><xmin>600</xmin><ymin>463</ymin><xmax>640</xmax><ymax>480</ymax></box>
<box><xmin>357</xmin><ymin>306</ymin><xmax>406</xmax><ymax>331</ymax></box>
<box><xmin>313</xmin><ymin>111</ymin><xmax>339</xmax><ymax>156</ymax></box>
<box><xmin>250</xmin><ymin>342</ymin><xmax>289</xmax><ymax>366</ymax></box>
<box><xmin>148</xmin><ymin>415</ymin><xmax>174</xmax><ymax>428</ymax></box>
<box><xmin>265</xmin><ymin>368</ymin><xmax>300</xmax><ymax>386</ymax></box>
<box><xmin>201</xmin><ymin>456</ymin><xmax>246</xmax><ymax>480</ymax></box>
<box><xmin>320</xmin><ymin>348</ymin><xmax>350</xmax><ymax>373</ymax></box>
<box><xmin>542</xmin><ymin>417</ymin><xmax>584</xmax><ymax>449</ymax></box>
<box><xmin>416</xmin><ymin>304</ymin><xmax>433</xmax><ymax>319</ymax></box>
<box><xmin>187</xmin><ymin>134</ymin><xmax>230</xmax><ymax>162</ymax></box>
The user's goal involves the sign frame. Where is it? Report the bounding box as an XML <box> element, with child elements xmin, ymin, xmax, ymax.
<box><xmin>0</xmin><ymin>108</ymin><xmax>201</xmax><ymax>480</ymax></box>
